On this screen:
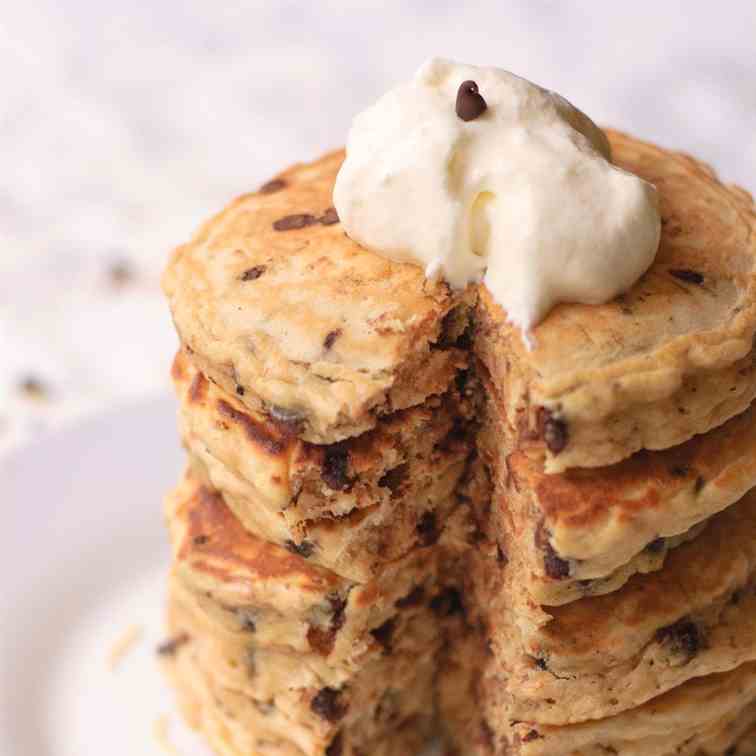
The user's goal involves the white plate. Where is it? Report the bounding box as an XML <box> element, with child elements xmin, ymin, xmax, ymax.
<box><xmin>0</xmin><ymin>396</ymin><xmax>213</xmax><ymax>756</ymax></box>
<box><xmin>1</xmin><ymin>398</ymin><xmax>441</xmax><ymax>755</ymax></box>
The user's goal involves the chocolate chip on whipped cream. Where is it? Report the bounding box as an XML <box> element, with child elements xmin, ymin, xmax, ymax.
<box><xmin>456</xmin><ymin>79</ymin><xmax>487</xmax><ymax>121</ymax></box>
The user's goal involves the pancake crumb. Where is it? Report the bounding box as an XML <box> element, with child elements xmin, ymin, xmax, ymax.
<box><xmin>18</xmin><ymin>375</ymin><xmax>50</xmax><ymax>401</ymax></box>
<box><xmin>154</xmin><ymin>714</ymin><xmax>181</xmax><ymax>755</ymax></box>
<box><xmin>106</xmin><ymin>624</ymin><xmax>144</xmax><ymax>671</ymax></box>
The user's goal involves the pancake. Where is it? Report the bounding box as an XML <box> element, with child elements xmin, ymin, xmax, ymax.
<box><xmin>164</xmin><ymin>619</ymin><xmax>435</xmax><ymax>756</ymax></box>
<box><xmin>477</xmin><ymin>388</ymin><xmax>756</xmax><ymax>606</ymax></box>
<box><xmin>173</xmin><ymin>351</ymin><xmax>476</xmax><ymax>581</ymax></box>
<box><xmin>464</xmin><ymin>489</ymin><xmax>756</xmax><ymax>724</ymax></box>
<box><xmin>163</xmin><ymin>134</ymin><xmax>756</xmax><ymax>468</ymax></box>
<box><xmin>166</xmin><ymin>472</ymin><xmax>472</xmax><ymax>670</ymax></box>
<box><xmin>440</xmin><ymin>627</ymin><xmax>756</xmax><ymax>755</ymax></box>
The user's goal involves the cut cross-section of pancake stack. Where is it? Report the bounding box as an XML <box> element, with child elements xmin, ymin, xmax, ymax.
<box><xmin>162</xmin><ymin>131</ymin><xmax>756</xmax><ymax>755</ymax></box>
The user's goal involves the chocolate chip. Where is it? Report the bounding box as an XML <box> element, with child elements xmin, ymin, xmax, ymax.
<box><xmin>456</xmin><ymin>80</ymin><xmax>487</xmax><ymax>122</ymax></box>
<box><xmin>193</xmin><ymin>534</ymin><xmax>210</xmax><ymax>546</ymax></box>
<box><xmin>370</xmin><ymin>618</ymin><xmax>396</xmax><ymax>652</ymax></box>
<box><xmin>329</xmin><ymin>594</ymin><xmax>347</xmax><ymax>632</ymax></box>
<box><xmin>455</xmin><ymin>369</ymin><xmax>470</xmax><ymax>395</ymax></box>
<box><xmin>319</xmin><ymin>207</ymin><xmax>340</xmax><ymax>226</ymax></box>
<box><xmin>430</xmin><ymin>588</ymin><xmax>464</xmax><ymax>617</ymax></box>
<box><xmin>273</xmin><ymin>213</ymin><xmax>317</xmax><ymax>231</ymax></box>
<box><xmin>724</xmin><ymin>747</ymin><xmax>737</xmax><ymax>756</ymax></box>
<box><xmin>534</xmin><ymin>657</ymin><xmax>548</xmax><ymax>671</ymax></box>
<box><xmin>538</xmin><ymin>408</ymin><xmax>569</xmax><ymax>455</ymax></box>
<box><xmin>535</xmin><ymin>523</ymin><xmax>570</xmax><ymax>580</ymax></box>
<box><xmin>259</xmin><ymin>177</ymin><xmax>286</xmax><ymax>194</ymax></box>
<box><xmin>615</xmin><ymin>294</ymin><xmax>633</xmax><ymax>316</ymax></box>
<box><xmin>416</xmin><ymin>511</ymin><xmax>439</xmax><ymax>546</ymax></box>
<box><xmin>669</xmin><ymin>269</ymin><xmax>704</xmax><ymax>285</ymax></box>
<box><xmin>307</xmin><ymin>592</ymin><xmax>347</xmax><ymax>654</ymax></box>
<box><xmin>109</xmin><ymin>259</ymin><xmax>134</xmax><ymax>287</ymax></box>
<box><xmin>237</xmin><ymin>610</ymin><xmax>258</xmax><ymax>633</ymax></box>
<box><xmin>18</xmin><ymin>375</ymin><xmax>49</xmax><ymax>401</ymax></box>
<box><xmin>645</xmin><ymin>537</ymin><xmax>665</xmax><ymax>554</ymax></box>
<box><xmin>395</xmin><ymin>586</ymin><xmax>425</xmax><ymax>609</ymax></box>
<box><xmin>310</xmin><ymin>687</ymin><xmax>348</xmax><ymax>723</ymax></box>
<box><xmin>436</xmin><ymin>308</ymin><xmax>461</xmax><ymax>348</ymax></box>
<box><xmin>241</xmin><ymin>265</ymin><xmax>266</xmax><ymax>281</ymax></box>
<box><xmin>543</xmin><ymin>549</ymin><xmax>570</xmax><ymax>579</ymax></box>
<box><xmin>655</xmin><ymin>619</ymin><xmax>702</xmax><ymax>660</ymax></box>
<box><xmin>669</xmin><ymin>465</ymin><xmax>690</xmax><ymax>477</ymax></box>
<box><xmin>378</xmin><ymin>464</ymin><xmax>409</xmax><ymax>498</ymax></box>
<box><xmin>307</xmin><ymin>625</ymin><xmax>335</xmax><ymax>655</ymax></box>
<box><xmin>435</xmin><ymin>417</ymin><xmax>469</xmax><ymax>453</ymax></box>
<box><xmin>235</xmin><ymin>384</ymin><xmax>245</xmax><ymax>396</ymax></box>
<box><xmin>323</xmin><ymin>329</ymin><xmax>342</xmax><ymax>350</ymax></box>
<box><xmin>322</xmin><ymin>443</ymin><xmax>352</xmax><ymax>491</ymax></box>
<box><xmin>156</xmin><ymin>633</ymin><xmax>189</xmax><ymax>656</ymax></box>
<box><xmin>284</xmin><ymin>539</ymin><xmax>316</xmax><ymax>558</ymax></box>
<box><xmin>522</xmin><ymin>730</ymin><xmax>542</xmax><ymax>742</ymax></box>
<box><xmin>694</xmin><ymin>476</ymin><xmax>706</xmax><ymax>493</ymax></box>
<box><xmin>326</xmin><ymin>732</ymin><xmax>343</xmax><ymax>756</ymax></box>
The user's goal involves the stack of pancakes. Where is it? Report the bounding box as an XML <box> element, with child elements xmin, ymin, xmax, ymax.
<box><xmin>162</xmin><ymin>131</ymin><xmax>756</xmax><ymax>755</ymax></box>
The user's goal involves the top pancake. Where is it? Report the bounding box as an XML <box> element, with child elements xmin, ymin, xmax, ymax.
<box><xmin>163</xmin><ymin>150</ymin><xmax>470</xmax><ymax>444</ymax></box>
<box><xmin>164</xmin><ymin>133</ymin><xmax>756</xmax><ymax>466</ymax></box>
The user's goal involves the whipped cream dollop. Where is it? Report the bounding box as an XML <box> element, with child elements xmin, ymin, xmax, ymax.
<box><xmin>333</xmin><ymin>58</ymin><xmax>661</xmax><ymax>333</ymax></box>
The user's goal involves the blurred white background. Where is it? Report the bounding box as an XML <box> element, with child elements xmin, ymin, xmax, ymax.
<box><xmin>1</xmin><ymin>0</ymin><xmax>755</xmax><ymax>453</ymax></box>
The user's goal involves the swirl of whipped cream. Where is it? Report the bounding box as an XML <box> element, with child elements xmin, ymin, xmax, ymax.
<box><xmin>333</xmin><ymin>58</ymin><xmax>661</xmax><ymax>333</ymax></box>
